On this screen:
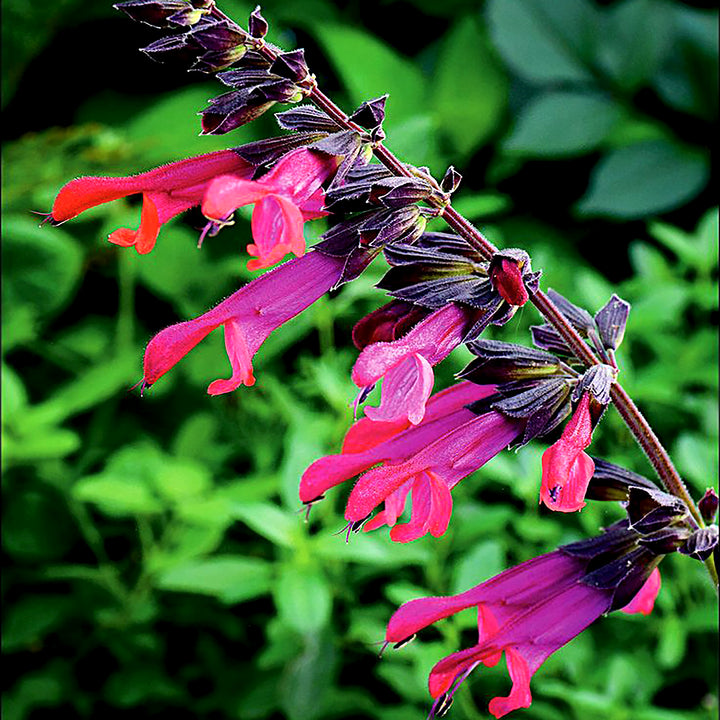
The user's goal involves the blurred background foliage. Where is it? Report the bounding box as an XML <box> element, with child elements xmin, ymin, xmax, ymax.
<box><xmin>2</xmin><ymin>0</ymin><xmax>718</xmax><ymax>718</ymax></box>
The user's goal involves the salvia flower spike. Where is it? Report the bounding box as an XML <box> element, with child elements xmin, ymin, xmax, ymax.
<box><xmin>41</xmin><ymin>4</ymin><xmax>719</xmax><ymax>719</ymax></box>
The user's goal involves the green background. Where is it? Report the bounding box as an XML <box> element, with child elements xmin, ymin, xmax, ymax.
<box><xmin>2</xmin><ymin>0</ymin><xmax>718</xmax><ymax>719</ymax></box>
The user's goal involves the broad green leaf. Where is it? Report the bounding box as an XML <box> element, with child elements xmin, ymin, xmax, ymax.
<box><xmin>600</xmin><ymin>0</ymin><xmax>674</xmax><ymax>91</ymax></box>
<box><xmin>153</xmin><ymin>459</ymin><xmax>211</xmax><ymax>501</ymax></box>
<box><xmin>13</xmin><ymin>350</ymin><xmax>138</xmax><ymax>433</ymax></box>
<box><xmin>312</xmin><ymin>23</ymin><xmax>425</xmax><ymax>126</ymax></box>
<box><xmin>432</xmin><ymin>17</ymin><xmax>508</xmax><ymax>157</ymax></box>
<box><xmin>72</xmin><ymin>474</ymin><xmax>163</xmax><ymax>516</ymax></box>
<box><xmin>451</xmin><ymin>540</ymin><xmax>505</xmax><ymax>594</ymax></box>
<box><xmin>504</xmin><ymin>91</ymin><xmax>621</xmax><ymax>156</ymax></box>
<box><xmin>279</xmin><ymin>631</ymin><xmax>336</xmax><ymax>720</ymax></box>
<box><xmin>2</xmin><ymin>214</ymin><xmax>83</xmax><ymax>318</ymax></box>
<box><xmin>487</xmin><ymin>0</ymin><xmax>599</xmax><ymax>83</ymax></box>
<box><xmin>274</xmin><ymin>565</ymin><xmax>332</xmax><ymax>634</ymax></box>
<box><xmin>2</xmin><ymin>595</ymin><xmax>73</xmax><ymax>653</ymax></box>
<box><xmin>451</xmin><ymin>192</ymin><xmax>510</xmax><ymax>219</ymax></box>
<box><xmin>577</xmin><ymin>140</ymin><xmax>709</xmax><ymax>218</ymax></box>
<box><xmin>3</xmin><ymin>489</ymin><xmax>77</xmax><ymax>562</ymax></box>
<box><xmin>155</xmin><ymin>555</ymin><xmax>272</xmax><ymax>604</ymax></box>
<box><xmin>231</xmin><ymin>502</ymin><xmax>298</xmax><ymax>548</ymax></box>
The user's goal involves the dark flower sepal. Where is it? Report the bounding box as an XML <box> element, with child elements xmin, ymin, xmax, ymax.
<box><xmin>679</xmin><ymin>525</ymin><xmax>718</xmax><ymax>561</ymax></box>
<box><xmin>698</xmin><ymin>488</ymin><xmax>719</xmax><ymax>524</ymax></box>
<box><xmin>585</xmin><ymin>458</ymin><xmax>659</xmax><ymax>502</ymax></box>
<box><xmin>232</xmin><ymin>132</ymin><xmax>328</xmax><ymax>167</ymax></box>
<box><xmin>460</xmin><ymin>339</ymin><xmax>563</xmax><ymax>384</ymax></box>
<box><xmin>270</xmin><ymin>49</ymin><xmax>310</xmax><ymax>83</ymax></box>
<box><xmin>275</xmin><ymin>105</ymin><xmax>342</xmax><ymax>133</ymax></box>
<box><xmin>115</xmin><ymin>0</ymin><xmax>206</xmax><ymax>28</ymax></box>
<box><xmin>348</xmin><ymin>95</ymin><xmax>388</xmax><ymax>130</ymax></box>
<box><xmin>595</xmin><ymin>294</ymin><xmax>631</xmax><ymax>352</ymax></box>
<box><xmin>248</xmin><ymin>5</ymin><xmax>269</xmax><ymax>38</ymax></box>
<box><xmin>626</xmin><ymin>486</ymin><xmax>689</xmax><ymax>534</ymax></box>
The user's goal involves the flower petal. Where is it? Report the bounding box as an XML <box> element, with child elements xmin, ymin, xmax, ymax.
<box><xmin>619</xmin><ymin>567</ymin><xmax>661</xmax><ymax>615</ymax></box>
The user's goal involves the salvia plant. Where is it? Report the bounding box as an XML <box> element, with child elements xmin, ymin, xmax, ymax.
<box><xmin>35</xmin><ymin>1</ymin><xmax>717</xmax><ymax>718</ymax></box>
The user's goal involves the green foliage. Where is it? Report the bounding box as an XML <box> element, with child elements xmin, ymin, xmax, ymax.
<box><xmin>2</xmin><ymin>0</ymin><xmax>717</xmax><ymax>719</ymax></box>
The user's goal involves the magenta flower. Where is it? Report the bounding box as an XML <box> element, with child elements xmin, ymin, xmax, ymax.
<box><xmin>142</xmin><ymin>251</ymin><xmax>344</xmax><ymax>394</ymax></box>
<box><xmin>48</xmin><ymin>149</ymin><xmax>255</xmax><ymax>254</ymax></box>
<box><xmin>352</xmin><ymin>303</ymin><xmax>471</xmax><ymax>426</ymax></box>
<box><xmin>300</xmin><ymin>382</ymin><xmax>524</xmax><ymax>542</ymax></box>
<box><xmin>540</xmin><ymin>392</ymin><xmax>595</xmax><ymax>512</ymax></box>
<box><xmin>385</xmin><ymin>539</ymin><xmax>661</xmax><ymax>718</ymax></box>
<box><xmin>201</xmin><ymin>147</ymin><xmax>339</xmax><ymax>270</ymax></box>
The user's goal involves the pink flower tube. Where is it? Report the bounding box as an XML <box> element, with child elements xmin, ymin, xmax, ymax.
<box><xmin>386</xmin><ymin>545</ymin><xmax>661</xmax><ymax>718</ymax></box>
<box><xmin>202</xmin><ymin>147</ymin><xmax>339</xmax><ymax>270</ymax></box>
<box><xmin>48</xmin><ymin>149</ymin><xmax>254</xmax><ymax>254</ymax></box>
<box><xmin>352</xmin><ymin>303</ymin><xmax>471</xmax><ymax>426</ymax></box>
<box><xmin>142</xmin><ymin>251</ymin><xmax>345</xmax><ymax>395</ymax></box>
<box><xmin>540</xmin><ymin>392</ymin><xmax>595</xmax><ymax>512</ymax></box>
<box><xmin>301</xmin><ymin>382</ymin><xmax>524</xmax><ymax>542</ymax></box>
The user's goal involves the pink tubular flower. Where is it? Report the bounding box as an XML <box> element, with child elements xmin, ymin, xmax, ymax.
<box><xmin>142</xmin><ymin>251</ymin><xmax>344</xmax><ymax>395</ymax></box>
<box><xmin>300</xmin><ymin>382</ymin><xmax>524</xmax><ymax>543</ymax></box>
<box><xmin>540</xmin><ymin>392</ymin><xmax>595</xmax><ymax>512</ymax></box>
<box><xmin>202</xmin><ymin>147</ymin><xmax>339</xmax><ymax>270</ymax></box>
<box><xmin>352</xmin><ymin>303</ymin><xmax>471</xmax><ymax>426</ymax></box>
<box><xmin>620</xmin><ymin>567</ymin><xmax>661</xmax><ymax>615</ymax></box>
<box><xmin>385</xmin><ymin>540</ymin><xmax>661</xmax><ymax>718</ymax></box>
<box><xmin>48</xmin><ymin>149</ymin><xmax>255</xmax><ymax>254</ymax></box>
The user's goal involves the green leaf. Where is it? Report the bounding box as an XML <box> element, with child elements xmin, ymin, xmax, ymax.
<box><xmin>487</xmin><ymin>0</ymin><xmax>599</xmax><ymax>83</ymax></box>
<box><xmin>577</xmin><ymin>140</ymin><xmax>709</xmax><ymax>218</ymax></box>
<box><xmin>2</xmin><ymin>214</ymin><xmax>83</xmax><ymax>319</ymax></box>
<box><xmin>312</xmin><ymin>23</ymin><xmax>425</xmax><ymax>126</ymax></box>
<box><xmin>274</xmin><ymin>565</ymin><xmax>332</xmax><ymax>634</ymax></box>
<box><xmin>231</xmin><ymin>502</ymin><xmax>298</xmax><ymax>548</ymax></box>
<box><xmin>73</xmin><ymin>474</ymin><xmax>163</xmax><ymax>517</ymax></box>
<box><xmin>153</xmin><ymin>459</ymin><xmax>212</xmax><ymax>501</ymax></box>
<box><xmin>432</xmin><ymin>17</ymin><xmax>508</xmax><ymax>157</ymax></box>
<box><xmin>600</xmin><ymin>0</ymin><xmax>674</xmax><ymax>91</ymax></box>
<box><xmin>155</xmin><ymin>556</ymin><xmax>272</xmax><ymax>604</ymax></box>
<box><xmin>2</xmin><ymin>595</ymin><xmax>72</xmax><ymax>653</ymax></box>
<box><xmin>451</xmin><ymin>540</ymin><xmax>505</xmax><ymax>594</ymax></box>
<box><xmin>504</xmin><ymin>91</ymin><xmax>621</xmax><ymax>156</ymax></box>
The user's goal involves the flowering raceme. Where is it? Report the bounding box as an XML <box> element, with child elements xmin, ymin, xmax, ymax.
<box><xmin>202</xmin><ymin>147</ymin><xmax>339</xmax><ymax>269</ymax></box>
<box><xmin>47</xmin><ymin>149</ymin><xmax>255</xmax><ymax>254</ymax></box>
<box><xmin>142</xmin><ymin>251</ymin><xmax>345</xmax><ymax>394</ymax></box>
<box><xmin>385</xmin><ymin>523</ymin><xmax>663</xmax><ymax>718</ymax></box>
<box><xmin>300</xmin><ymin>382</ymin><xmax>525</xmax><ymax>542</ymax></box>
<box><xmin>352</xmin><ymin>303</ymin><xmax>472</xmax><ymax>426</ymax></box>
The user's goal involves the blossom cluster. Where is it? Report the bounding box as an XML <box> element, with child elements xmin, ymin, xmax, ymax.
<box><xmin>44</xmin><ymin>2</ymin><xmax>717</xmax><ymax>717</ymax></box>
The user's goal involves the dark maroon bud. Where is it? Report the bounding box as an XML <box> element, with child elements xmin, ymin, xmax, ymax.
<box><xmin>698</xmin><ymin>488</ymin><xmax>719</xmax><ymax>524</ymax></box>
<box><xmin>270</xmin><ymin>49</ymin><xmax>309</xmax><ymax>82</ymax></box>
<box><xmin>190</xmin><ymin>20</ymin><xmax>245</xmax><ymax>51</ymax></box>
<box><xmin>114</xmin><ymin>0</ymin><xmax>192</xmax><ymax>28</ymax></box>
<box><xmin>166</xmin><ymin>6</ymin><xmax>207</xmax><ymax>26</ymax></box>
<box><xmin>574</xmin><ymin>364</ymin><xmax>615</xmax><ymax>425</ymax></box>
<box><xmin>595</xmin><ymin>293</ymin><xmax>631</xmax><ymax>352</ymax></box>
<box><xmin>679</xmin><ymin>525</ymin><xmax>719</xmax><ymax>561</ymax></box>
<box><xmin>192</xmin><ymin>46</ymin><xmax>247</xmax><ymax>72</ymax></box>
<box><xmin>248</xmin><ymin>5</ymin><xmax>269</xmax><ymax>37</ymax></box>
<box><xmin>141</xmin><ymin>34</ymin><xmax>203</xmax><ymax>66</ymax></box>
<box><xmin>348</xmin><ymin>95</ymin><xmax>388</xmax><ymax>130</ymax></box>
<box><xmin>352</xmin><ymin>300</ymin><xmax>429</xmax><ymax>350</ymax></box>
<box><xmin>440</xmin><ymin>166</ymin><xmax>462</xmax><ymax>195</ymax></box>
<box><xmin>200</xmin><ymin>90</ymin><xmax>274</xmax><ymax>134</ymax></box>
<box><xmin>489</xmin><ymin>250</ymin><xmax>531</xmax><ymax>307</ymax></box>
